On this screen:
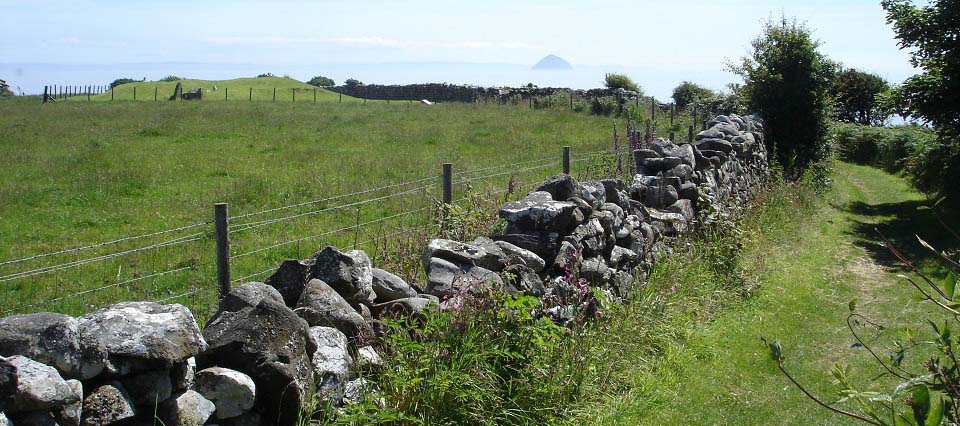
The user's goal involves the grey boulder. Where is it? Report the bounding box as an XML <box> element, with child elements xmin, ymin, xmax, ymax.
<box><xmin>198</xmin><ymin>299</ymin><xmax>315</xmax><ymax>426</ymax></box>
<box><xmin>6</xmin><ymin>356</ymin><xmax>81</xmax><ymax>412</ymax></box>
<box><xmin>79</xmin><ymin>302</ymin><xmax>206</xmax><ymax>375</ymax></box>
<box><xmin>371</xmin><ymin>268</ymin><xmax>417</xmax><ymax>302</ymax></box>
<box><xmin>118</xmin><ymin>369</ymin><xmax>172</xmax><ymax>409</ymax></box>
<box><xmin>158</xmin><ymin>390</ymin><xmax>215</xmax><ymax>426</ymax></box>
<box><xmin>264</xmin><ymin>258</ymin><xmax>314</xmax><ymax>307</ymax></box>
<box><xmin>425</xmin><ymin>257</ymin><xmax>504</xmax><ymax>298</ymax></box>
<box><xmin>308</xmin><ymin>327</ymin><xmax>352</xmax><ymax>403</ymax></box>
<box><xmin>499</xmin><ymin>191</ymin><xmax>581</xmax><ymax>232</ymax></box>
<box><xmin>294</xmin><ymin>279</ymin><xmax>371</xmax><ymax>340</ymax></box>
<box><xmin>195</xmin><ymin>367</ymin><xmax>256</xmax><ymax>420</ymax></box>
<box><xmin>422</xmin><ymin>239</ymin><xmax>500</xmax><ymax>272</ymax></box>
<box><xmin>312</xmin><ymin>247</ymin><xmax>375</xmax><ymax>304</ymax></box>
<box><xmin>0</xmin><ymin>313</ymin><xmax>106</xmax><ymax>380</ymax></box>
<box><xmin>80</xmin><ymin>382</ymin><xmax>135</xmax><ymax>426</ymax></box>
<box><xmin>217</xmin><ymin>282</ymin><xmax>285</xmax><ymax>316</ymax></box>
<box><xmin>494</xmin><ymin>240</ymin><xmax>546</xmax><ymax>272</ymax></box>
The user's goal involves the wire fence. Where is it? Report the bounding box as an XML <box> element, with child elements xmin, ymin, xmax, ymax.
<box><xmin>0</xmin><ymin>146</ymin><xmax>621</xmax><ymax>322</ymax></box>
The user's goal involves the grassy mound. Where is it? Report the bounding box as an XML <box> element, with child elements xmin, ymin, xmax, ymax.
<box><xmin>80</xmin><ymin>76</ymin><xmax>352</xmax><ymax>102</ymax></box>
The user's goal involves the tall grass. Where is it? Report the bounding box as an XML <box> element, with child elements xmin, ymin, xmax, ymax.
<box><xmin>322</xmin><ymin>168</ymin><xmax>822</xmax><ymax>425</ymax></box>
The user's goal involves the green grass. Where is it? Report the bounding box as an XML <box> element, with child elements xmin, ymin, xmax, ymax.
<box><xmin>70</xmin><ymin>76</ymin><xmax>355</xmax><ymax>103</ymax></box>
<box><xmin>571</xmin><ymin>162</ymin><xmax>956</xmax><ymax>424</ymax></box>
<box><xmin>0</xmin><ymin>96</ymin><xmax>650</xmax><ymax>319</ymax></box>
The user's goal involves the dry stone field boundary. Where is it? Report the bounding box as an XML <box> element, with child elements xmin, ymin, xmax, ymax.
<box><xmin>0</xmin><ymin>113</ymin><xmax>769</xmax><ymax>425</ymax></box>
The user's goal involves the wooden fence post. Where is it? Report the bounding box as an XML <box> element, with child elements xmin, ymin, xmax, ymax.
<box><xmin>214</xmin><ymin>203</ymin><xmax>231</xmax><ymax>300</ymax></box>
<box><xmin>688</xmin><ymin>125</ymin><xmax>695</xmax><ymax>144</ymax></box>
<box><xmin>272</xmin><ymin>88</ymin><xmax>276</xmax><ymax>102</ymax></box>
<box><xmin>650</xmin><ymin>97</ymin><xmax>655</xmax><ymax>121</ymax></box>
<box><xmin>339</xmin><ymin>92</ymin><xmax>342</xmax><ymax>103</ymax></box>
<box><xmin>111</xmin><ymin>87</ymin><xmax>114</xmax><ymax>101</ymax></box>
<box><xmin>133</xmin><ymin>86</ymin><xmax>136</xmax><ymax>101</ymax></box>
<box><xmin>154</xmin><ymin>86</ymin><xmax>158</xmax><ymax>101</ymax></box>
<box><xmin>225</xmin><ymin>87</ymin><xmax>228</xmax><ymax>101</ymax></box>
<box><xmin>43</xmin><ymin>86</ymin><xmax>49</xmax><ymax>103</ymax></box>
<box><xmin>249</xmin><ymin>87</ymin><xmax>252</xmax><ymax>101</ymax></box>
<box><xmin>292</xmin><ymin>88</ymin><xmax>295</xmax><ymax>102</ymax></box>
<box><xmin>563</xmin><ymin>146</ymin><xmax>571</xmax><ymax>175</ymax></box>
<box><xmin>313</xmin><ymin>88</ymin><xmax>316</xmax><ymax>103</ymax></box>
<box><xmin>442</xmin><ymin>163</ymin><xmax>452</xmax><ymax>204</ymax></box>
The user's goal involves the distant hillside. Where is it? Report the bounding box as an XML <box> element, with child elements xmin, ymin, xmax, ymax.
<box><xmin>79</xmin><ymin>76</ymin><xmax>354</xmax><ymax>102</ymax></box>
<box><xmin>532</xmin><ymin>55</ymin><xmax>573</xmax><ymax>71</ymax></box>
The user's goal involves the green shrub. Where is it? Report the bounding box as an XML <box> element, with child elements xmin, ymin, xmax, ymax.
<box><xmin>831</xmin><ymin>122</ymin><xmax>958</xmax><ymax>197</ymax></box>
<box><xmin>0</xmin><ymin>79</ymin><xmax>13</xmax><ymax>97</ymax></box>
<box><xmin>160</xmin><ymin>75</ymin><xmax>183</xmax><ymax>82</ymax></box>
<box><xmin>307</xmin><ymin>76</ymin><xmax>335</xmax><ymax>87</ymax></box>
<box><xmin>331</xmin><ymin>289</ymin><xmax>594</xmax><ymax>425</ymax></box>
<box><xmin>672</xmin><ymin>81</ymin><xmax>715</xmax><ymax>110</ymax></box>
<box><xmin>590</xmin><ymin>96</ymin><xmax>618</xmax><ymax>116</ymax></box>
<box><xmin>604</xmin><ymin>73</ymin><xmax>640</xmax><ymax>94</ymax></box>
<box><xmin>109</xmin><ymin>78</ymin><xmax>137</xmax><ymax>89</ymax></box>
<box><xmin>731</xmin><ymin>16</ymin><xmax>836</xmax><ymax>177</ymax></box>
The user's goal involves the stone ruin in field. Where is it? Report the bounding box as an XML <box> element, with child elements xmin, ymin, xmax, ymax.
<box><xmin>169</xmin><ymin>82</ymin><xmax>201</xmax><ymax>101</ymax></box>
<box><xmin>0</xmin><ymin>114</ymin><xmax>766</xmax><ymax>425</ymax></box>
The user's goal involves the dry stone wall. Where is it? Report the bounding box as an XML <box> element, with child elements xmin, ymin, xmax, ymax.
<box><xmin>0</xmin><ymin>114</ymin><xmax>766</xmax><ymax>425</ymax></box>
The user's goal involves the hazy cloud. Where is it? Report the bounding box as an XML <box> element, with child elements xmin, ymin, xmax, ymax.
<box><xmin>202</xmin><ymin>35</ymin><xmax>537</xmax><ymax>49</ymax></box>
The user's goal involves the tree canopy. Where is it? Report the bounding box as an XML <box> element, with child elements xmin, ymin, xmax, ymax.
<box><xmin>307</xmin><ymin>76</ymin><xmax>335</xmax><ymax>87</ymax></box>
<box><xmin>882</xmin><ymin>0</ymin><xmax>960</xmax><ymax>139</ymax></box>
<box><xmin>603</xmin><ymin>73</ymin><xmax>640</xmax><ymax>94</ymax></box>
<box><xmin>730</xmin><ymin>16</ymin><xmax>835</xmax><ymax>176</ymax></box>
<box><xmin>672</xmin><ymin>81</ymin><xmax>715</xmax><ymax>110</ymax></box>
<box><xmin>830</xmin><ymin>68</ymin><xmax>890</xmax><ymax>126</ymax></box>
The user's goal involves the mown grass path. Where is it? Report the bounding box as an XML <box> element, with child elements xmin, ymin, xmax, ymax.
<box><xmin>590</xmin><ymin>163</ymin><xmax>949</xmax><ymax>425</ymax></box>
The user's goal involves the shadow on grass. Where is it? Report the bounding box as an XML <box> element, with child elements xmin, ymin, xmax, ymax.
<box><xmin>843</xmin><ymin>197</ymin><xmax>959</xmax><ymax>277</ymax></box>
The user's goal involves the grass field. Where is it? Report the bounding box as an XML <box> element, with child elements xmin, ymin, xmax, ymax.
<box><xmin>65</xmin><ymin>76</ymin><xmax>356</xmax><ymax>103</ymax></box>
<box><xmin>567</xmin><ymin>163</ymin><xmax>956</xmax><ymax>425</ymax></box>
<box><xmin>1</xmin><ymin>94</ymin><xmax>679</xmax><ymax>319</ymax></box>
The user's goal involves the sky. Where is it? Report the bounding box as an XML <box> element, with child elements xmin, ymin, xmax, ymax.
<box><xmin>0</xmin><ymin>0</ymin><xmax>917</xmax><ymax>97</ymax></box>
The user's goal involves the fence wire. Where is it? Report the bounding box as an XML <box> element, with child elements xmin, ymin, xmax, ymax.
<box><xmin>3</xmin><ymin>146</ymin><xmax>622</xmax><ymax>319</ymax></box>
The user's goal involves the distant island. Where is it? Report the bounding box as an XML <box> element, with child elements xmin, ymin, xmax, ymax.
<box><xmin>531</xmin><ymin>55</ymin><xmax>573</xmax><ymax>70</ymax></box>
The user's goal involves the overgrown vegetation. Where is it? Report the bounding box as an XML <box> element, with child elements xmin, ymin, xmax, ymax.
<box><xmin>831</xmin><ymin>122</ymin><xmax>957</xmax><ymax>197</ymax></box>
<box><xmin>321</xmin><ymin>166</ymin><xmax>824</xmax><ymax>425</ymax></box>
<box><xmin>731</xmin><ymin>16</ymin><xmax>835</xmax><ymax>177</ymax></box>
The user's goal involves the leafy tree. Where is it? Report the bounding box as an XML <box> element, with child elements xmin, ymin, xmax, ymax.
<box><xmin>672</xmin><ymin>81</ymin><xmax>715</xmax><ymax>110</ymax></box>
<box><xmin>160</xmin><ymin>75</ymin><xmax>183</xmax><ymax>82</ymax></box>
<box><xmin>830</xmin><ymin>68</ymin><xmax>890</xmax><ymax>126</ymax></box>
<box><xmin>256</xmin><ymin>73</ymin><xmax>275</xmax><ymax>78</ymax></box>
<box><xmin>604</xmin><ymin>73</ymin><xmax>640</xmax><ymax>94</ymax></box>
<box><xmin>109</xmin><ymin>78</ymin><xmax>137</xmax><ymax>89</ymax></box>
<box><xmin>730</xmin><ymin>16</ymin><xmax>836</xmax><ymax>176</ymax></box>
<box><xmin>882</xmin><ymin>0</ymin><xmax>960</xmax><ymax>200</ymax></box>
<box><xmin>882</xmin><ymin>0</ymin><xmax>960</xmax><ymax>140</ymax></box>
<box><xmin>0</xmin><ymin>79</ymin><xmax>13</xmax><ymax>97</ymax></box>
<box><xmin>344</xmin><ymin>78</ymin><xmax>363</xmax><ymax>88</ymax></box>
<box><xmin>307</xmin><ymin>76</ymin><xmax>335</xmax><ymax>87</ymax></box>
